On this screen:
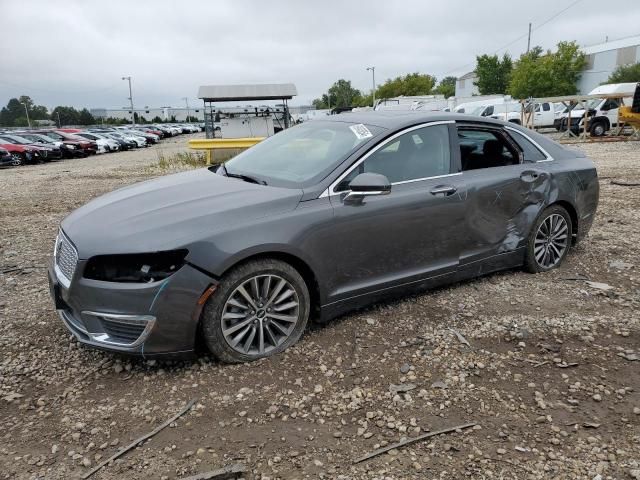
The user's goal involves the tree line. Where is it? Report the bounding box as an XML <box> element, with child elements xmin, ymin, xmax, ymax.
<box><xmin>312</xmin><ymin>75</ymin><xmax>456</xmax><ymax>110</ymax></box>
<box><xmin>313</xmin><ymin>40</ymin><xmax>640</xmax><ymax>109</ymax></box>
<box><xmin>0</xmin><ymin>96</ymin><xmax>97</xmax><ymax>127</ymax></box>
<box><xmin>0</xmin><ymin>96</ymin><xmax>204</xmax><ymax>127</ymax></box>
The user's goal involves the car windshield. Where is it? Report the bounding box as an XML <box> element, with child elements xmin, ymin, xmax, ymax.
<box><xmin>44</xmin><ymin>132</ymin><xmax>63</xmax><ymax>140</ymax></box>
<box><xmin>221</xmin><ymin>121</ymin><xmax>384</xmax><ymax>188</ymax></box>
<box><xmin>494</xmin><ymin>104</ymin><xmax>521</xmax><ymax>113</ymax></box>
<box><xmin>1</xmin><ymin>135</ymin><xmax>30</xmax><ymax>144</ymax></box>
<box><xmin>467</xmin><ymin>106</ymin><xmax>486</xmax><ymax>116</ymax></box>
<box><xmin>584</xmin><ymin>99</ymin><xmax>601</xmax><ymax>109</ymax></box>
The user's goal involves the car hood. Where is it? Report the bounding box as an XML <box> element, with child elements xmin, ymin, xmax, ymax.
<box><xmin>62</xmin><ymin>168</ymin><xmax>303</xmax><ymax>259</ymax></box>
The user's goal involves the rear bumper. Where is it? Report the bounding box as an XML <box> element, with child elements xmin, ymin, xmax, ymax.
<box><xmin>48</xmin><ymin>258</ymin><xmax>216</xmax><ymax>358</ymax></box>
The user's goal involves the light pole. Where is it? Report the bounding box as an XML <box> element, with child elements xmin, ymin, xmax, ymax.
<box><xmin>182</xmin><ymin>97</ymin><xmax>190</xmax><ymax>122</ymax></box>
<box><xmin>20</xmin><ymin>102</ymin><xmax>31</xmax><ymax>128</ymax></box>
<box><xmin>56</xmin><ymin>111</ymin><xmax>61</xmax><ymax>128</ymax></box>
<box><xmin>366</xmin><ymin>66</ymin><xmax>376</xmax><ymax>108</ymax></box>
<box><xmin>122</xmin><ymin>76</ymin><xmax>135</xmax><ymax>125</ymax></box>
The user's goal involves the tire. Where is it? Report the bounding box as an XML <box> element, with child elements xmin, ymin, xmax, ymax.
<box><xmin>590</xmin><ymin>121</ymin><xmax>606</xmax><ymax>137</ymax></box>
<box><xmin>10</xmin><ymin>153</ymin><xmax>24</xmax><ymax>166</ymax></box>
<box><xmin>525</xmin><ymin>205</ymin><xmax>572</xmax><ymax>273</ymax></box>
<box><xmin>201</xmin><ymin>259</ymin><xmax>310</xmax><ymax>363</ymax></box>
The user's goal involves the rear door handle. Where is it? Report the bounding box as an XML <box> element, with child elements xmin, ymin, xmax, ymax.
<box><xmin>520</xmin><ymin>170</ymin><xmax>545</xmax><ymax>182</ymax></box>
<box><xmin>430</xmin><ymin>185</ymin><xmax>457</xmax><ymax>196</ymax></box>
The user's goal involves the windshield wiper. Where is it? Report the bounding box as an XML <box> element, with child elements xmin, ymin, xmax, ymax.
<box><xmin>220</xmin><ymin>163</ymin><xmax>267</xmax><ymax>185</ymax></box>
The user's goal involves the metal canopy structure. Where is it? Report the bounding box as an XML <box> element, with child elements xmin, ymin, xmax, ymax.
<box><xmin>198</xmin><ymin>83</ymin><xmax>297</xmax><ymax>102</ymax></box>
<box><xmin>198</xmin><ymin>83</ymin><xmax>298</xmax><ymax>138</ymax></box>
<box><xmin>521</xmin><ymin>90</ymin><xmax>636</xmax><ymax>141</ymax></box>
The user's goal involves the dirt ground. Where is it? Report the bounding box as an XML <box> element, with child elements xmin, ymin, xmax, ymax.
<box><xmin>1</xmin><ymin>134</ymin><xmax>639</xmax><ymax>480</ymax></box>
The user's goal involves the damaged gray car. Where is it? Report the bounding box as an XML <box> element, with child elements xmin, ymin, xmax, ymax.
<box><xmin>48</xmin><ymin>112</ymin><xmax>599</xmax><ymax>362</ymax></box>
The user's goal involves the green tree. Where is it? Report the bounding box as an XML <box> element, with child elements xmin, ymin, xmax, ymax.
<box><xmin>508</xmin><ymin>41</ymin><xmax>586</xmax><ymax>98</ymax></box>
<box><xmin>474</xmin><ymin>54</ymin><xmax>513</xmax><ymax>94</ymax></box>
<box><xmin>151</xmin><ymin>115</ymin><xmax>164</xmax><ymax>123</ymax></box>
<box><xmin>434</xmin><ymin>76</ymin><xmax>457</xmax><ymax>98</ymax></box>
<box><xmin>51</xmin><ymin>106</ymin><xmax>81</xmax><ymax>126</ymax></box>
<box><xmin>78</xmin><ymin>108</ymin><xmax>95</xmax><ymax>125</ymax></box>
<box><xmin>0</xmin><ymin>96</ymin><xmax>48</xmax><ymax>126</ymax></box>
<box><xmin>606</xmin><ymin>63</ymin><xmax>640</xmax><ymax>84</ymax></box>
<box><xmin>312</xmin><ymin>79</ymin><xmax>363</xmax><ymax>109</ymax></box>
<box><xmin>104</xmin><ymin>117</ymin><xmax>129</xmax><ymax>125</ymax></box>
<box><xmin>376</xmin><ymin>73</ymin><xmax>436</xmax><ymax>99</ymax></box>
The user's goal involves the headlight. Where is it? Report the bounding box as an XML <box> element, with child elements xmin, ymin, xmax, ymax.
<box><xmin>84</xmin><ymin>249</ymin><xmax>188</xmax><ymax>283</ymax></box>
<box><xmin>66</xmin><ymin>145</ymin><xmax>76</xmax><ymax>150</ymax></box>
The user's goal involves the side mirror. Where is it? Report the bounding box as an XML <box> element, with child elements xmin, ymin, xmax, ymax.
<box><xmin>344</xmin><ymin>172</ymin><xmax>391</xmax><ymax>202</ymax></box>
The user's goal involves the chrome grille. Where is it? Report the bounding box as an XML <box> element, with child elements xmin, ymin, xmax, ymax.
<box><xmin>55</xmin><ymin>231</ymin><xmax>78</xmax><ymax>284</ymax></box>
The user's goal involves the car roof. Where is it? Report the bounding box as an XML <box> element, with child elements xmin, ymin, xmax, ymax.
<box><xmin>319</xmin><ymin>111</ymin><xmax>508</xmax><ymax>130</ymax></box>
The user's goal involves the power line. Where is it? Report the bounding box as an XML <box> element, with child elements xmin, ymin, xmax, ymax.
<box><xmin>440</xmin><ymin>0</ymin><xmax>585</xmax><ymax>76</ymax></box>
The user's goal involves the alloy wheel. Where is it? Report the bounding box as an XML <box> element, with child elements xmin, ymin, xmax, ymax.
<box><xmin>221</xmin><ymin>274</ymin><xmax>300</xmax><ymax>356</ymax></box>
<box><xmin>10</xmin><ymin>153</ymin><xmax>23</xmax><ymax>166</ymax></box>
<box><xmin>534</xmin><ymin>213</ymin><xmax>569</xmax><ymax>268</ymax></box>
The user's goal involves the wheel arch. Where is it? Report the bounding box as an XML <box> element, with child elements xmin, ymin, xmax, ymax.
<box><xmin>548</xmin><ymin>200</ymin><xmax>578</xmax><ymax>244</ymax></box>
<box><xmin>218</xmin><ymin>250</ymin><xmax>322</xmax><ymax>321</ymax></box>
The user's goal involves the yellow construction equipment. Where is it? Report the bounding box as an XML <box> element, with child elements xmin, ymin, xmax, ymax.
<box><xmin>188</xmin><ymin>137</ymin><xmax>265</xmax><ymax>165</ymax></box>
<box><xmin>619</xmin><ymin>106</ymin><xmax>640</xmax><ymax>139</ymax></box>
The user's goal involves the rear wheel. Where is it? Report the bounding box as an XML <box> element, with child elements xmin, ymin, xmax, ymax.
<box><xmin>525</xmin><ymin>205</ymin><xmax>572</xmax><ymax>273</ymax></box>
<box><xmin>201</xmin><ymin>259</ymin><xmax>310</xmax><ymax>363</ymax></box>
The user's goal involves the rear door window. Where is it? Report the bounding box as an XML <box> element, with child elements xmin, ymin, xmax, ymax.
<box><xmin>457</xmin><ymin>128</ymin><xmax>521</xmax><ymax>171</ymax></box>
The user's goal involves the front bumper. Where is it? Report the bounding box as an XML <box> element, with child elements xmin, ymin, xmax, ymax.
<box><xmin>48</xmin><ymin>257</ymin><xmax>216</xmax><ymax>358</ymax></box>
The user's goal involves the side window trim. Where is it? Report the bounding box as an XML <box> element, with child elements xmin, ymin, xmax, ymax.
<box><xmin>324</xmin><ymin>120</ymin><xmax>455</xmax><ymax>197</ymax></box>
<box><xmin>504</xmin><ymin>126</ymin><xmax>554</xmax><ymax>162</ymax></box>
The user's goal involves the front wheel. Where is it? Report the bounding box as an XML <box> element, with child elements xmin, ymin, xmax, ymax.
<box><xmin>525</xmin><ymin>205</ymin><xmax>572</xmax><ymax>273</ymax></box>
<box><xmin>201</xmin><ymin>259</ymin><xmax>310</xmax><ymax>363</ymax></box>
<box><xmin>590</xmin><ymin>121</ymin><xmax>606</xmax><ymax>137</ymax></box>
<box><xmin>10</xmin><ymin>153</ymin><xmax>24</xmax><ymax>166</ymax></box>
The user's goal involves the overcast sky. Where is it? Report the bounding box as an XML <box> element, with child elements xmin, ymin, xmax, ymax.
<box><xmin>1</xmin><ymin>0</ymin><xmax>639</xmax><ymax>109</ymax></box>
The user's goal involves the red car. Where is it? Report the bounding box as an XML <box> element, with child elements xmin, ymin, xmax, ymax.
<box><xmin>41</xmin><ymin>130</ymin><xmax>98</xmax><ymax>155</ymax></box>
<box><xmin>56</xmin><ymin>128</ymin><xmax>83</xmax><ymax>134</ymax></box>
<box><xmin>0</xmin><ymin>147</ymin><xmax>20</xmax><ymax>167</ymax></box>
<box><xmin>0</xmin><ymin>142</ymin><xmax>42</xmax><ymax>165</ymax></box>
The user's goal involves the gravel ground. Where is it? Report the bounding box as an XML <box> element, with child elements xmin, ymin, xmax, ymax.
<box><xmin>1</xmin><ymin>135</ymin><xmax>639</xmax><ymax>480</ymax></box>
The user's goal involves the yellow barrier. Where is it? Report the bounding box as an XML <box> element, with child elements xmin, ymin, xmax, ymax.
<box><xmin>188</xmin><ymin>137</ymin><xmax>265</xmax><ymax>165</ymax></box>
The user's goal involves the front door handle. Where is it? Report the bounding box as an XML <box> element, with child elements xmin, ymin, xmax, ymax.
<box><xmin>430</xmin><ymin>185</ymin><xmax>457</xmax><ymax>196</ymax></box>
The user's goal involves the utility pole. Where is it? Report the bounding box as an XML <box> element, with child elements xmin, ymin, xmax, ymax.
<box><xmin>122</xmin><ymin>76</ymin><xmax>135</xmax><ymax>125</ymax></box>
<box><xmin>366</xmin><ymin>66</ymin><xmax>376</xmax><ymax>107</ymax></box>
<box><xmin>56</xmin><ymin>111</ymin><xmax>61</xmax><ymax>128</ymax></box>
<box><xmin>20</xmin><ymin>102</ymin><xmax>31</xmax><ymax>128</ymax></box>
<box><xmin>526</xmin><ymin>23</ymin><xmax>532</xmax><ymax>53</ymax></box>
<box><xmin>182</xmin><ymin>97</ymin><xmax>190</xmax><ymax>122</ymax></box>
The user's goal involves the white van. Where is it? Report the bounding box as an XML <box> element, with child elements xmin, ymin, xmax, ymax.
<box><xmin>558</xmin><ymin>83</ymin><xmax>637</xmax><ymax>136</ymax></box>
<box><xmin>469</xmin><ymin>100</ymin><xmax>556</xmax><ymax>127</ymax></box>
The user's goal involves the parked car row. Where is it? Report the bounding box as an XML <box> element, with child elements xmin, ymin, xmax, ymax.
<box><xmin>0</xmin><ymin>123</ymin><xmax>203</xmax><ymax>168</ymax></box>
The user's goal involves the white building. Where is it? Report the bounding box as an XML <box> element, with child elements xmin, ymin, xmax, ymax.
<box><xmin>455</xmin><ymin>71</ymin><xmax>479</xmax><ymax>98</ymax></box>
<box><xmin>90</xmin><ymin>107</ymin><xmax>204</xmax><ymax>122</ymax></box>
<box><xmin>578</xmin><ymin>35</ymin><xmax>640</xmax><ymax>93</ymax></box>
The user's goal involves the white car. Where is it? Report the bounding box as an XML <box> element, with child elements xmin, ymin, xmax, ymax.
<box><xmin>75</xmin><ymin>132</ymin><xmax>120</xmax><ymax>153</ymax></box>
<box><xmin>105</xmin><ymin>132</ymin><xmax>147</xmax><ymax>148</ymax></box>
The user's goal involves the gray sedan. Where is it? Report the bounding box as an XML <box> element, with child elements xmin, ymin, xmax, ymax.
<box><xmin>48</xmin><ymin>112</ymin><xmax>599</xmax><ymax>362</ymax></box>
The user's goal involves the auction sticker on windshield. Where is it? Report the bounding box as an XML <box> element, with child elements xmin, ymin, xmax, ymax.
<box><xmin>349</xmin><ymin>124</ymin><xmax>373</xmax><ymax>140</ymax></box>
